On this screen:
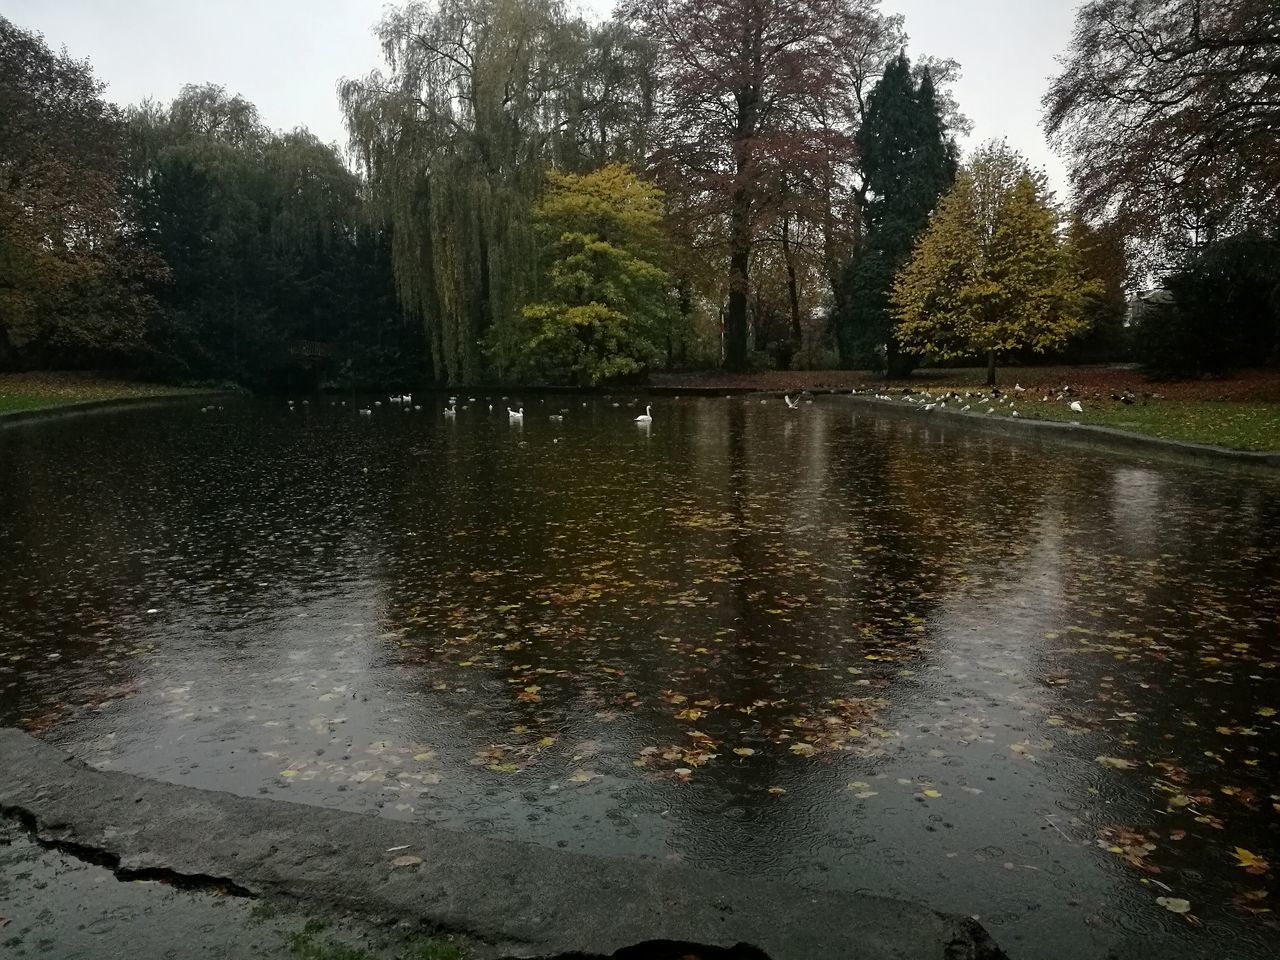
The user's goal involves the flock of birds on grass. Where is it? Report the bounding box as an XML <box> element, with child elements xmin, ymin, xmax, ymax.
<box><xmin>847</xmin><ymin>381</ymin><xmax>1148</xmax><ymax>420</ymax></box>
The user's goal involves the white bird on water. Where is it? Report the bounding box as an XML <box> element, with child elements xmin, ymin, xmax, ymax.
<box><xmin>358</xmin><ymin>408</ymin><xmax>372</xmax><ymax>416</ymax></box>
<box><xmin>1069</xmin><ymin>400</ymin><xmax>1084</xmax><ymax>413</ymax></box>
<box><xmin>508</xmin><ymin>406</ymin><xmax>524</xmax><ymax>421</ymax></box>
<box><xmin>784</xmin><ymin>394</ymin><xmax>800</xmax><ymax>409</ymax></box>
<box><xmin>444</xmin><ymin>403</ymin><xmax>457</xmax><ymax>418</ymax></box>
<box><xmin>634</xmin><ymin>405</ymin><xmax>653</xmax><ymax>423</ymax></box>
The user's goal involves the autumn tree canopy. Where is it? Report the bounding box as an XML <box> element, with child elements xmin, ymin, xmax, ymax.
<box><xmin>1045</xmin><ymin>0</ymin><xmax>1280</xmax><ymax>270</ymax></box>
<box><xmin>892</xmin><ymin>142</ymin><xmax>1096</xmax><ymax>385</ymax></box>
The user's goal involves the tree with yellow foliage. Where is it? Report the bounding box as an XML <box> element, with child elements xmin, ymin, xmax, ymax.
<box><xmin>892</xmin><ymin>141</ymin><xmax>1096</xmax><ymax>386</ymax></box>
<box><xmin>515</xmin><ymin>164</ymin><xmax>672</xmax><ymax>385</ymax></box>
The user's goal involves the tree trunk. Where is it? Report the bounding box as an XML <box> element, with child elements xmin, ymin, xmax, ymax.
<box><xmin>986</xmin><ymin>350</ymin><xmax>997</xmax><ymax>387</ymax></box>
<box><xmin>782</xmin><ymin>217</ymin><xmax>802</xmax><ymax>354</ymax></box>
<box><xmin>725</xmin><ymin>187</ymin><xmax>751</xmax><ymax>372</ymax></box>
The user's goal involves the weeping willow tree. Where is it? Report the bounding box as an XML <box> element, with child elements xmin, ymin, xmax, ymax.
<box><xmin>342</xmin><ymin>0</ymin><xmax>654</xmax><ymax>383</ymax></box>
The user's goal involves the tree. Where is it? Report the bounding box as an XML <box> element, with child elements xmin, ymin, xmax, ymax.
<box><xmin>1045</xmin><ymin>0</ymin><xmax>1280</xmax><ymax>271</ymax></box>
<box><xmin>126</xmin><ymin>85</ymin><xmax>411</xmax><ymax>387</ymax></box>
<box><xmin>892</xmin><ymin>142</ymin><xmax>1095</xmax><ymax>385</ymax></box>
<box><xmin>515</xmin><ymin>164</ymin><xmax>671</xmax><ymax>385</ymax></box>
<box><xmin>1134</xmin><ymin>233</ymin><xmax>1280</xmax><ymax>376</ymax></box>
<box><xmin>0</xmin><ymin>16</ymin><xmax>157</xmax><ymax>367</ymax></box>
<box><xmin>832</xmin><ymin>52</ymin><xmax>956</xmax><ymax>374</ymax></box>
<box><xmin>622</xmin><ymin>0</ymin><xmax>853</xmax><ymax>372</ymax></box>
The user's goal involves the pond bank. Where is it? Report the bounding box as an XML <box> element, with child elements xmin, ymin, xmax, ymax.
<box><xmin>830</xmin><ymin>394</ymin><xmax>1280</xmax><ymax>470</ymax></box>
<box><xmin>0</xmin><ymin>728</ymin><xmax>1005</xmax><ymax>960</ymax></box>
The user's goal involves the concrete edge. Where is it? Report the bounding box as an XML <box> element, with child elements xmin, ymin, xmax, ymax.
<box><xmin>827</xmin><ymin>393</ymin><xmax>1280</xmax><ymax>471</ymax></box>
<box><xmin>0</xmin><ymin>728</ymin><xmax>1007</xmax><ymax>960</ymax></box>
<box><xmin>0</xmin><ymin>391</ymin><xmax>237</xmax><ymax>428</ymax></box>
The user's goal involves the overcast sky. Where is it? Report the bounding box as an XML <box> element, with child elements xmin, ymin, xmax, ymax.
<box><xmin>7</xmin><ymin>0</ymin><xmax>1075</xmax><ymax>195</ymax></box>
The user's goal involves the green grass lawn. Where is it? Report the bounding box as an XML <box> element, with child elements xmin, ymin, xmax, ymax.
<box><xmin>946</xmin><ymin>396</ymin><xmax>1280</xmax><ymax>452</ymax></box>
<box><xmin>0</xmin><ymin>373</ymin><xmax>203</xmax><ymax>416</ymax></box>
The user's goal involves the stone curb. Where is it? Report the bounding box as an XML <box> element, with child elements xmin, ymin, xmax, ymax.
<box><xmin>0</xmin><ymin>729</ymin><xmax>1006</xmax><ymax>960</ymax></box>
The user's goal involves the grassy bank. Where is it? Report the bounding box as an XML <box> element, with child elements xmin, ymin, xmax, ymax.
<box><xmin>652</xmin><ymin>366</ymin><xmax>1280</xmax><ymax>452</ymax></box>
<box><xmin>0</xmin><ymin>372</ymin><xmax>205</xmax><ymax>416</ymax></box>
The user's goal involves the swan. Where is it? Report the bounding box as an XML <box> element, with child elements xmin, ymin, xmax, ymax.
<box><xmin>444</xmin><ymin>404</ymin><xmax>457</xmax><ymax>417</ymax></box>
<box><xmin>508</xmin><ymin>407</ymin><xmax>524</xmax><ymax>421</ymax></box>
<box><xmin>634</xmin><ymin>405</ymin><xmax>653</xmax><ymax>423</ymax></box>
<box><xmin>1069</xmin><ymin>400</ymin><xmax>1084</xmax><ymax>413</ymax></box>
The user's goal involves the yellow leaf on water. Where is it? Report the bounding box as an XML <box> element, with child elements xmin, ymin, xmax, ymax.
<box><xmin>390</xmin><ymin>855</ymin><xmax>422</xmax><ymax>868</ymax></box>
<box><xmin>568</xmin><ymin>769</ymin><xmax>597</xmax><ymax>783</ymax></box>
<box><xmin>922</xmin><ymin>789</ymin><xmax>942</xmax><ymax>798</ymax></box>
<box><xmin>1156</xmin><ymin>897</ymin><xmax>1191</xmax><ymax>914</ymax></box>
<box><xmin>789</xmin><ymin>742</ymin><xmax>816</xmax><ymax>757</ymax></box>
<box><xmin>1234</xmin><ymin>848</ymin><xmax>1270</xmax><ymax>874</ymax></box>
<box><xmin>1096</xmin><ymin>756</ymin><xmax>1136</xmax><ymax>769</ymax></box>
<box><xmin>767</xmin><ymin>786</ymin><xmax>786</xmax><ymax>795</ymax></box>
<box><xmin>732</xmin><ymin>747</ymin><xmax>755</xmax><ymax>756</ymax></box>
<box><xmin>280</xmin><ymin>770</ymin><xmax>298</xmax><ymax>778</ymax></box>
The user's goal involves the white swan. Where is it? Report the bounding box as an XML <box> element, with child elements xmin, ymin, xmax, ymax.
<box><xmin>444</xmin><ymin>404</ymin><xmax>457</xmax><ymax>417</ymax></box>
<box><xmin>508</xmin><ymin>406</ymin><xmax>524</xmax><ymax>421</ymax></box>
<box><xmin>784</xmin><ymin>395</ymin><xmax>800</xmax><ymax>409</ymax></box>
<box><xmin>634</xmin><ymin>405</ymin><xmax>653</xmax><ymax>423</ymax></box>
<box><xmin>1069</xmin><ymin>400</ymin><xmax>1084</xmax><ymax>413</ymax></box>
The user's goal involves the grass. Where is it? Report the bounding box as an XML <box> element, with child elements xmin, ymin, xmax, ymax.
<box><xmin>982</xmin><ymin>398</ymin><xmax>1280</xmax><ymax>451</ymax></box>
<box><xmin>286</xmin><ymin>930</ymin><xmax>468</xmax><ymax>960</ymax></box>
<box><xmin>0</xmin><ymin>372</ymin><xmax>204</xmax><ymax>416</ymax></box>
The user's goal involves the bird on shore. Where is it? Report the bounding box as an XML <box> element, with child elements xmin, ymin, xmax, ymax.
<box><xmin>634</xmin><ymin>405</ymin><xmax>653</xmax><ymax>423</ymax></box>
<box><xmin>1069</xmin><ymin>400</ymin><xmax>1084</xmax><ymax>413</ymax></box>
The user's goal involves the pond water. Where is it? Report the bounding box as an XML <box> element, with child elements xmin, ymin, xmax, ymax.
<box><xmin>1</xmin><ymin>396</ymin><xmax>1277</xmax><ymax>959</ymax></box>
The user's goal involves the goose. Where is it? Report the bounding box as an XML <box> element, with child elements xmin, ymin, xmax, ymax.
<box><xmin>508</xmin><ymin>407</ymin><xmax>524</xmax><ymax>421</ymax></box>
<box><xmin>634</xmin><ymin>405</ymin><xmax>653</xmax><ymax>423</ymax></box>
<box><xmin>1069</xmin><ymin>400</ymin><xmax>1084</xmax><ymax>413</ymax></box>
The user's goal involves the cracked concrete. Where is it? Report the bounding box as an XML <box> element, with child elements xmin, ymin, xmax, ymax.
<box><xmin>1</xmin><ymin>729</ymin><xmax>1005</xmax><ymax>959</ymax></box>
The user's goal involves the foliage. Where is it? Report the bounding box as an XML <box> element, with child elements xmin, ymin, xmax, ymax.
<box><xmin>1045</xmin><ymin>0</ymin><xmax>1280</xmax><ymax>272</ymax></box>
<box><xmin>1133</xmin><ymin>233</ymin><xmax>1280</xmax><ymax>377</ymax></box>
<box><xmin>514</xmin><ymin>164</ymin><xmax>672</xmax><ymax>385</ymax></box>
<box><xmin>0</xmin><ymin>17</ymin><xmax>160</xmax><ymax>368</ymax></box>
<box><xmin>832</xmin><ymin>52</ymin><xmax>957</xmax><ymax>374</ymax></box>
<box><xmin>126</xmin><ymin>86</ymin><xmax>413</xmax><ymax>388</ymax></box>
<box><xmin>892</xmin><ymin>142</ymin><xmax>1096</xmax><ymax>385</ymax></box>
<box><xmin>341</xmin><ymin>1</ymin><xmax>657</xmax><ymax>384</ymax></box>
<box><xmin>1054</xmin><ymin>214</ymin><xmax>1131</xmax><ymax>362</ymax></box>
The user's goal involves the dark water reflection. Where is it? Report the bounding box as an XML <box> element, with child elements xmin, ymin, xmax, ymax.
<box><xmin>1</xmin><ymin>397</ymin><xmax>1277</xmax><ymax>959</ymax></box>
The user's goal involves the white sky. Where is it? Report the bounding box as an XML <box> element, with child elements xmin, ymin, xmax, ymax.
<box><xmin>6</xmin><ymin>0</ymin><xmax>1074</xmax><ymax>195</ymax></box>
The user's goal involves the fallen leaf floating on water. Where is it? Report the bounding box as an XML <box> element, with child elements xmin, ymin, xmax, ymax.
<box><xmin>390</xmin><ymin>855</ymin><xmax>422</xmax><ymax>868</ymax></box>
<box><xmin>1233</xmin><ymin>848</ymin><xmax>1270</xmax><ymax>875</ymax></box>
<box><xmin>1096</xmin><ymin>756</ymin><xmax>1137</xmax><ymax>769</ymax></box>
<box><xmin>1156</xmin><ymin>897</ymin><xmax>1191</xmax><ymax>914</ymax></box>
<box><xmin>732</xmin><ymin>747</ymin><xmax>755</xmax><ymax>756</ymax></box>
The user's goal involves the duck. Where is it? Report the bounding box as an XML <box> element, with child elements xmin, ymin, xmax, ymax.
<box><xmin>634</xmin><ymin>405</ymin><xmax>653</xmax><ymax>423</ymax></box>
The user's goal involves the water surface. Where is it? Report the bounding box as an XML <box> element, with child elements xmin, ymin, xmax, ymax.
<box><xmin>1</xmin><ymin>396</ymin><xmax>1277</xmax><ymax>959</ymax></box>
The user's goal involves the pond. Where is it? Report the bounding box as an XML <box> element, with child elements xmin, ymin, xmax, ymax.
<box><xmin>1</xmin><ymin>396</ymin><xmax>1277</xmax><ymax>959</ymax></box>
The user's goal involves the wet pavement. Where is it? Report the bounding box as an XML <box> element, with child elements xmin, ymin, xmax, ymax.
<box><xmin>0</xmin><ymin>396</ymin><xmax>1277</xmax><ymax>959</ymax></box>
